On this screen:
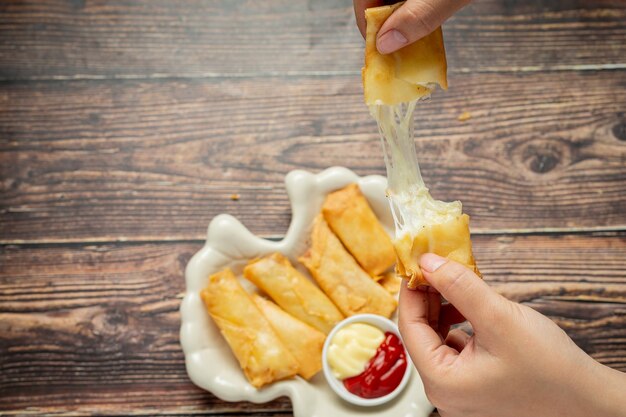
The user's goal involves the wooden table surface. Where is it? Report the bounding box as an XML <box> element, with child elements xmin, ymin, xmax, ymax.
<box><xmin>1</xmin><ymin>0</ymin><xmax>625</xmax><ymax>416</ymax></box>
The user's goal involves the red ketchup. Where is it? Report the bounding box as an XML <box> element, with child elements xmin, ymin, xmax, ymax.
<box><xmin>343</xmin><ymin>332</ymin><xmax>407</xmax><ymax>399</ymax></box>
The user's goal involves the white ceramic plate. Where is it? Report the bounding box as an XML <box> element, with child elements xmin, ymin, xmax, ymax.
<box><xmin>180</xmin><ymin>166</ymin><xmax>434</xmax><ymax>417</ymax></box>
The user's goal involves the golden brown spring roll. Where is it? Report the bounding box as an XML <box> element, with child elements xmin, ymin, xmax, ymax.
<box><xmin>243</xmin><ymin>253</ymin><xmax>344</xmax><ymax>334</ymax></box>
<box><xmin>252</xmin><ymin>294</ymin><xmax>325</xmax><ymax>380</ymax></box>
<box><xmin>362</xmin><ymin>3</ymin><xmax>447</xmax><ymax>106</ymax></box>
<box><xmin>362</xmin><ymin>4</ymin><xmax>478</xmax><ymax>290</ymax></box>
<box><xmin>299</xmin><ymin>216</ymin><xmax>397</xmax><ymax>318</ymax></box>
<box><xmin>394</xmin><ymin>213</ymin><xmax>481</xmax><ymax>289</ymax></box>
<box><xmin>322</xmin><ymin>184</ymin><xmax>396</xmax><ymax>277</ymax></box>
<box><xmin>200</xmin><ymin>268</ymin><xmax>299</xmax><ymax>388</ymax></box>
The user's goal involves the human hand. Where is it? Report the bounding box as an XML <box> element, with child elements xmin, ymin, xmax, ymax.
<box><xmin>353</xmin><ymin>0</ymin><xmax>471</xmax><ymax>54</ymax></box>
<box><xmin>398</xmin><ymin>253</ymin><xmax>626</xmax><ymax>417</ymax></box>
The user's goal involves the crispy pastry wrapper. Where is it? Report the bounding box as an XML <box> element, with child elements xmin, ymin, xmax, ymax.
<box><xmin>362</xmin><ymin>4</ymin><xmax>476</xmax><ymax>288</ymax></box>
<box><xmin>322</xmin><ymin>183</ymin><xmax>395</xmax><ymax>277</ymax></box>
<box><xmin>378</xmin><ymin>270</ymin><xmax>403</xmax><ymax>295</ymax></box>
<box><xmin>244</xmin><ymin>252</ymin><xmax>344</xmax><ymax>334</ymax></box>
<box><xmin>394</xmin><ymin>214</ymin><xmax>481</xmax><ymax>289</ymax></box>
<box><xmin>299</xmin><ymin>215</ymin><xmax>397</xmax><ymax>318</ymax></box>
<box><xmin>200</xmin><ymin>268</ymin><xmax>299</xmax><ymax>388</ymax></box>
<box><xmin>252</xmin><ymin>294</ymin><xmax>325</xmax><ymax>380</ymax></box>
<box><xmin>362</xmin><ymin>2</ymin><xmax>448</xmax><ymax>105</ymax></box>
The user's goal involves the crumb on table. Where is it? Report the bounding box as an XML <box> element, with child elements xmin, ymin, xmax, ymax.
<box><xmin>458</xmin><ymin>111</ymin><xmax>472</xmax><ymax>122</ymax></box>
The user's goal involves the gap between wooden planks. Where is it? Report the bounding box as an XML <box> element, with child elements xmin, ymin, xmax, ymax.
<box><xmin>0</xmin><ymin>0</ymin><xmax>624</xmax><ymax>80</ymax></box>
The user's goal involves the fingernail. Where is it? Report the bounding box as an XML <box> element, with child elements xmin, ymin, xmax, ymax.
<box><xmin>377</xmin><ymin>29</ymin><xmax>408</xmax><ymax>54</ymax></box>
<box><xmin>420</xmin><ymin>253</ymin><xmax>447</xmax><ymax>273</ymax></box>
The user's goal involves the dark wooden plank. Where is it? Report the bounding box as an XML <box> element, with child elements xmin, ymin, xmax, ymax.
<box><xmin>1</xmin><ymin>233</ymin><xmax>625</xmax><ymax>414</ymax></box>
<box><xmin>479</xmin><ymin>233</ymin><xmax>626</xmax><ymax>369</ymax></box>
<box><xmin>1</xmin><ymin>71</ymin><xmax>625</xmax><ymax>242</ymax></box>
<box><xmin>0</xmin><ymin>241</ymin><xmax>292</xmax><ymax>415</ymax></box>
<box><xmin>0</xmin><ymin>0</ymin><xmax>624</xmax><ymax>80</ymax></box>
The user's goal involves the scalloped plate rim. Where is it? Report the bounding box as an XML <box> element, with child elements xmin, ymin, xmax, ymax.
<box><xmin>179</xmin><ymin>166</ymin><xmax>434</xmax><ymax>417</ymax></box>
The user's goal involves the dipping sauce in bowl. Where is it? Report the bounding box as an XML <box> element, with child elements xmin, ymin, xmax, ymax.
<box><xmin>322</xmin><ymin>314</ymin><xmax>411</xmax><ymax>406</ymax></box>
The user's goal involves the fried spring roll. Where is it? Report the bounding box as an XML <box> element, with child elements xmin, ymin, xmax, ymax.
<box><xmin>322</xmin><ymin>184</ymin><xmax>396</xmax><ymax>277</ymax></box>
<box><xmin>243</xmin><ymin>253</ymin><xmax>344</xmax><ymax>334</ymax></box>
<box><xmin>378</xmin><ymin>271</ymin><xmax>403</xmax><ymax>295</ymax></box>
<box><xmin>200</xmin><ymin>268</ymin><xmax>298</xmax><ymax>388</ymax></box>
<box><xmin>299</xmin><ymin>216</ymin><xmax>397</xmax><ymax>318</ymax></box>
<box><xmin>394</xmin><ymin>213</ymin><xmax>481</xmax><ymax>289</ymax></box>
<box><xmin>362</xmin><ymin>3</ymin><xmax>447</xmax><ymax>106</ymax></box>
<box><xmin>252</xmin><ymin>294</ymin><xmax>325</xmax><ymax>380</ymax></box>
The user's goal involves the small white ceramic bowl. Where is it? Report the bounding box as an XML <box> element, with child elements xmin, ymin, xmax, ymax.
<box><xmin>322</xmin><ymin>314</ymin><xmax>412</xmax><ymax>407</ymax></box>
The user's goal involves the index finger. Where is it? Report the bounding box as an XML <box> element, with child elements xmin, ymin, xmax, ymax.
<box><xmin>353</xmin><ymin>0</ymin><xmax>383</xmax><ymax>38</ymax></box>
<box><xmin>398</xmin><ymin>284</ymin><xmax>459</xmax><ymax>373</ymax></box>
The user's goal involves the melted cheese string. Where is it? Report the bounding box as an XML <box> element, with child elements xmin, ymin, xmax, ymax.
<box><xmin>370</xmin><ymin>100</ymin><xmax>462</xmax><ymax>239</ymax></box>
<box><xmin>370</xmin><ymin>100</ymin><xmax>423</xmax><ymax>192</ymax></box>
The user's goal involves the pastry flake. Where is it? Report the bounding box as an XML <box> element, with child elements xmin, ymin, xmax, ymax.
<box><xmin>378</xmin><ymin>270</ymin><xmax>403</xmax><ymax>295</ymax></box>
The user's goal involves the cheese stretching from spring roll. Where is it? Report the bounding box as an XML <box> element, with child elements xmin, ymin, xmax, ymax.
<box><xmin>322</xmin><ymin>183</ymin><xmax>396</xmax><ymax>277</ymax></box>
<box><xmin>373</xmin><ymin>102</ymin><xmax>480</xmax><ymax>289</ymax></box>
<box><xmin>364</xmin><ymin>4</ymin><xmax>480</xmax><ymax>289</ymax></box>
<box><xmin>299</xmin><ymin>215</ymin><xmax>397</xmax><ymax>318</ymax></box>
<box><xmin>252</xmin><ymin>294</ymin><xmax>325</xmax><ymax>380</ymax></box>
<box><xmin>200</xmin><ymin>268</ymin><xmax>298</xmax><ymax>388</ymax></box>
<box><xmin>244</xmin><ymin>253</ymin><xmax>344</xmax><ymax>334</ymax></box>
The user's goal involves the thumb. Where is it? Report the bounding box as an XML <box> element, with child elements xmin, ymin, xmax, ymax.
<box><xmin>376</xmin><ymin>0</ymin><xmax>470</xmax><ymax>54</ymax></box>
<box><xmin>420</xmin><ymin>253</ymin><xmax>505</xmax><ymax>331</ymax></box>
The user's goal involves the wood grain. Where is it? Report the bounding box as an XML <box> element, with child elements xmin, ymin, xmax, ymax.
<box><xmin>1</xmin><ymin>233</ymin><xmax>624</xmax><ymax>414</ymax></box>
<box><xmin>2</xmin><ymin>1</ymin><xmax>624</xmax><ymax>416</ymax></box>
<box><xmin>0</xmin><ymin>242</ymin><xmax>295</xmax><ymax>415</ymax></box>
<box><xmin>0</xmin><ymin>0</ymin><xmax>624</xmax><ymax>80</ymax></box>
<box><xmin>1</xmin><ymin>71</ymin><xmax>625</xmax><ymax>242</ymax></box>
